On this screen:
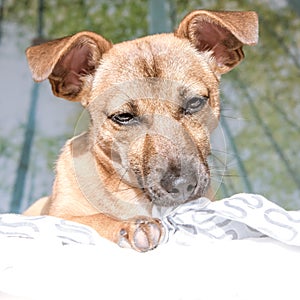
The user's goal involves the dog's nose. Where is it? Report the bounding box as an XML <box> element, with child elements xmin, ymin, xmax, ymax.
<box><xmin>160</xmin><ymin>173</ymin><xmax>197</xmax><ymax>203</ymax></box>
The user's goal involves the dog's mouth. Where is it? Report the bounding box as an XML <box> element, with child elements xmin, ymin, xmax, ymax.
<box><xmin>114</xmin><ymin>124</ymin><xmax>212</xmax><ymax>208</ymax></box>
<box><xmin>145</xmin><ymin>184</ymin><xmax>209</xmax><ymax>207</ymax></box>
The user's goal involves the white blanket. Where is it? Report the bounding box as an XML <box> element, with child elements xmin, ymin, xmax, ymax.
<box><xmin>0</xmin><ymin>193</ymin><xmax>299</xmax><ymax>300</ymax></box>
<box><xmin>156</xmin><ymin>193</ymin><xmax>300</xmax><ymax>246</ymax></box>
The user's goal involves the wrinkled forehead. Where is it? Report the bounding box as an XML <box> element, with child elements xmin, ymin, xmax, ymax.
<box><xmin>92</xmin><ymin>78</ymin><xmax>209</xmax><ymax>113</ymax></box>
<box><xmin>91</xmin><ymin>34</ymin><xmax>219</xmax><ymax>108</ymax></box>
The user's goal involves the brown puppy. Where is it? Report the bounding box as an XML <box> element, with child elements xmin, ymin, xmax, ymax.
<box><xmin>24</xmin><ymin>10</ymin><xmax>258</xmax><ymax>252</ymax></box>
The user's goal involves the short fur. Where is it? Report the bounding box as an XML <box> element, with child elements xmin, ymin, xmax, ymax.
<box><xmin>24</xmin><ymin>10</ymin><xmax>258</xmax><ymax>252</ymax></box>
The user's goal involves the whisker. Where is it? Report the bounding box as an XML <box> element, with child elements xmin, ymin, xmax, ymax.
<box><xmin>220</xmin><ymin>114</ymin><xmax>245</xmax><ymax>121</ymax></box>
<box><xmin>209</xmin><ymin>153</ymin><xmax>227</xmax><ymax>166</ymax></box>
<box><xmin>130</xmin><ymin>189</ymin><xmax>147</xmax><ymax>201</ymax></box>
<box><xmin>211</xmin><ymin>172</ymin><xmax>239</xmax><ymax>178</ymax></box>
<box><xmin>211</xmin><ymin>152</ymin><xmax>240</xmax><ymax>170</ymax></box>
<box><xmin>209</xmin><ymin>168</ymin><xmax>226</xmax><ymax>175</ymax></box>
<box><xmin>211</xmin><ymin>148</ymin><xmax>230</xmax><ymax>154</ymax></box>
<box><xmin>210</xmin><ymin>177</ymin><xmax>224</xmax><ymax>184</ymax></box>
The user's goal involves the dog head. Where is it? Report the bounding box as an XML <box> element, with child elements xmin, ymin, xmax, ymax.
<box><xmin>26</xmin><ymin>10</ymin><xmax>258</xmax><ymax>207</ymax></box>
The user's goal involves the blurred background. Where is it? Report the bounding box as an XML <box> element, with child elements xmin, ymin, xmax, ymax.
<box><xmin>0</xmin><ymin>0</ymin><xmax>299</xmax><ymax>213</ymax></box>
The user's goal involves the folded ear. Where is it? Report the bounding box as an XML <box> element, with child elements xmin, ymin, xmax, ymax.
<box><xmin>26</xmin><ymin>31</ymin><xmax>112</xmax><ymax>102</ymax></box>
<box><xmin>175</xmin><ymin>10</ymin><xmax>258</xmax><ymax>74</ymax></box>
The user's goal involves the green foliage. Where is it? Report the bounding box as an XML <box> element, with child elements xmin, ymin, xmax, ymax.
<box><xmin>35</xmin><ymin>134</ymin><xmax>68</xmax><ymax>170</ymax></box>
<box><xmin>172</xmin><ymin>0</ymin><xmax>300</xmax><ymax>207</ymax></box>
<box><xmin>4</xmin><ymin>0</ymin><xmax>148</xmax><ymax>42</ymax></box>
<box><xmin>3</xmin><ymin>0</ymin><xmax>300</xmax><ymax>208</ymax></box>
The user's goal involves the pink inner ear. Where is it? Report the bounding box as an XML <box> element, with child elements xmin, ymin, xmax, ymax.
<box><xmin>192</xmin><ymin>21</ymin><xmax>240</xmax><ymax>67</ymax></box>
<box><xmin>53</xmin><ymin>44</ymin><xmax>95</xmax><ymax>95</ymax></box>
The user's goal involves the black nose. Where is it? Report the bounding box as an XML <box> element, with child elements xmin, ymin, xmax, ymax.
<box><xmin>160</xmin><ymin>172</ymin><xmax>197</xmax><ymax>202</ymax></box>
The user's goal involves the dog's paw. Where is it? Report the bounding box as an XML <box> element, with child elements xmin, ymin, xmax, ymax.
<box><xmin>118</xmin><ymin>217</ymin><xmax>164</xmax><ymax>252</ymax></box>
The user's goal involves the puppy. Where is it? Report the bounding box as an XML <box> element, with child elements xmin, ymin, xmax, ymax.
<box><xmin>24</xmin><ymin>10</ymin><xmax>258</xmax><ymax>252</ymax></box>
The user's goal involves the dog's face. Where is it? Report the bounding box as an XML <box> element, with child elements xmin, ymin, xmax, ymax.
<box><xmin>88</xmin><ymin>36</ymin><xmax>220</xmax><ymax>207</ymax></box>
<box><xmin>26</xmin><ymin>10</ymin><xmax>258</xmax><ymax>207</ymax></box>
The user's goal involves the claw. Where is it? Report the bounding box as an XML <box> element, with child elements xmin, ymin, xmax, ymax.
<box><xmin>118</xmin><ymin>228</ymin><xmax>131</xmax><ymax>248</ymax></box>
<box><xmin>135</xmin><ymin>219</ymin><xmax>147</xmax><ymax>225</ymax></box>
<box><xmin>120</xmin><ymin>228</ymin><xmax>128</xmax><ymax>237</ymax></box>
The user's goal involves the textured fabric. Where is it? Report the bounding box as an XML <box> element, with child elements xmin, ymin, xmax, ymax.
<box><xmin>153</xmin><ymin>193</ymin><xmax>300</xmax><ymax>246</ymax></box>
<box><xmin>0</xmin><ymin>194</ymin><xmax>300</xmax><ymax>300</ymax></box>
<box><xmin>0</xmin><ymin>214</ymin><xmax>100</xmax><ymax>246</ymax></box>
<box><xmin>0</xmin><ymin>193</ymin><xmax>299</xmax><ymax>247</ymax></box>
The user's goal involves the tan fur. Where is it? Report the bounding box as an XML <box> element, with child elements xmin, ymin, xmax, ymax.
<box><xmin>23</xmin><ymin>10</ymin><xmax>258</xmax><ymax>252</ymax></box>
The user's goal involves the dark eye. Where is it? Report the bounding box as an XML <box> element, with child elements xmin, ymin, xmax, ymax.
<box><xmin>185</xmin><ymin>96</ymin><xmax>208</xmax><ymax>115</ymax></box>
<box><xmin>110</xmin><ymin>113</ymin><xmax>137</xmax><ymax>125</ymax></box>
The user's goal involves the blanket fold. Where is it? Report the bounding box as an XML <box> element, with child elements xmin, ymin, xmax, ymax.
<box><xmin>0</xmin><ymin>193</ymin><xmax>299</xmax><ymax>247</ymax></box>
<box><xmin>154</xmin><ymin>193</ymin><xmax>300</xmax><ymax>246</ymax></box>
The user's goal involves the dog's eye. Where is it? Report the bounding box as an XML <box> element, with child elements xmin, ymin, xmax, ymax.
<box><xmin>185</xmin><ymin>96</ymin><xmax>208</xmax><ymax>114</ymax></box>
<box><xmin>110</xmin><ymin>113</ymin><xmax>137</xmax><ymax>125</ymax></box>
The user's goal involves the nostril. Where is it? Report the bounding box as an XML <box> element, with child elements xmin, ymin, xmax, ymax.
<box><xmin>170</xmin><ymin>188</ymin><xmax>180</xmax><ymax>194</ymax></box>
<box><xmin>161</xmin><ymin>174</ymin><xmax>197</xmax><ymax>201</ymax></box>
<box><xmin>187</xmin><ymin>184</ymin><xmax>195</xmax><ymax>192</ymax></box>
